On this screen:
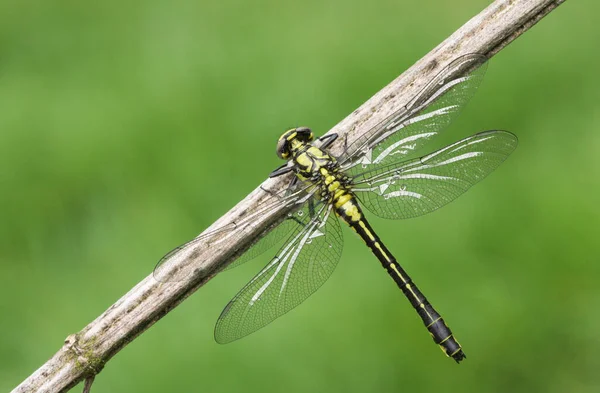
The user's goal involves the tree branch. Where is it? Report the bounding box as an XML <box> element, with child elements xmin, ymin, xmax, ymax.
<box><xmin>12</xmin><ymin>0</ymin><xmax>566</xmax><ymax>392</ymax></box>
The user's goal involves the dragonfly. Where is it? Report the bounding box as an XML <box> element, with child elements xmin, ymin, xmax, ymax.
<box><xmin>153</xmin><ymin>53</ymin><xmax>518</xmax><ymax>363</ymax></box>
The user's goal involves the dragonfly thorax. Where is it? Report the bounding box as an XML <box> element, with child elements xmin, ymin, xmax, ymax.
<box><xmin>292</xmin><ymin>146</ymin><xmax>354</xmax><ymax>207</ymax></box>
<box><xmin>277</xmin><ymin>127</ymin><xmax>350</xmax><ymax>198</ymax></box>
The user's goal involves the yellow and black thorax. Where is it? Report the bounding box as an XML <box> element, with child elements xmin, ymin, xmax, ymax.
<box><xmin>276</xmin><ymin>127</ymin><xmax>364</xmax><ymax>225</ymax></box>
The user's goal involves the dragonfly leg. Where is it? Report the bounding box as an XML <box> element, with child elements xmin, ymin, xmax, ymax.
<box><xmin>259</xmin><ymin>184</ymin><xmax>290</xmax><ymax>200</ymax></box>
<box><xmin>317</xmin><ymin>133</ymin><xmax>339</xmax><ymax>149</ymax></box>
<box><xmin>260</xmin><ymin>176</ymin><xmax>299</xmax><ymax>200</ymax></box>
<box><xmin>285</xmin><ymin>177</ymin><xmax>299</xmax><ymax>196</ymax></box>
<box><xmin>269</xmin><ymin>164</ymin><xmax>293</xmax><ymax>178</ymax></box>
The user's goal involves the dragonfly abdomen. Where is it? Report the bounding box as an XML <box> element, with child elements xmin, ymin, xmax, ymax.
<box><xmin>338</xmin><ymin>199</ymin><xmax>466</xmax><ymax>363</ymax></box>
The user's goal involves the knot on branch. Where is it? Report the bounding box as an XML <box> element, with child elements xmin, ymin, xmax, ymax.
<box><xmin>64</xmin><ymin>334</ymin><xmax>105</xmax><ymax>376</ymax></box>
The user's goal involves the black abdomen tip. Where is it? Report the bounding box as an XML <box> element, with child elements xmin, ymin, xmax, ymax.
<box><xmin>452</xmin><ymin>350</ymin><xmax>466</xmax><ymax>363</ymax></box>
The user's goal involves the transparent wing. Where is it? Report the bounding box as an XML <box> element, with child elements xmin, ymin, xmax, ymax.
<box><xmin>214</xmin><ymin>200</ymin><xmax>343</xmax><ymax>344</ymax></box>
<box><xmin>340</xmin><ymin>53</ymin><xmax>488</xmax><ymax>176</ymax></box>
<box><xmin>351</xmin><ymin>130</ymin><xmax>518</xmax><ymax>220</ymax></box>
<box><xmin>224</xmin><ymin>204</ymin><xmax>308</xmax><ymax>270</ymax></box>
<box><xmin>153</xmin><ymin>180</ymin><xmax>316</xmax><ymax>283</ymax></box>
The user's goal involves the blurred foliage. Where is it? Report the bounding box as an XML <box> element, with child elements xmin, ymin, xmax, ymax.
<box><xmin>1</xmin><ymin>0</ymin><xmax>599</xmax><ymax>392</ymax></box>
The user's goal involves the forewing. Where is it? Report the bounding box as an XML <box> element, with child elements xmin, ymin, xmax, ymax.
<box><xmin>340</xmin><ymin>53</ymin><xmax>488</xmax><ymax>176</ymax></box>
<box><xmin>351</xmin><ymin>130</ymin><xmax>517</xmax><ymax>220</ymax></box>
<box><xmin>153</xmin><ymin>180</ymin><xmax>314</xmax><ymax>282</ymax></box>
<box><xmin>214</xmin><ymin>202</ymin><xmax>343</xmax><ymax>344</ymax></box>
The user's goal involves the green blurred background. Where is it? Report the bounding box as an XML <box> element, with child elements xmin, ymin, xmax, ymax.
<box><xmin>1</xmin><ymin>0</ymin><xmax>598</xmax><ymax>392</ymax></box>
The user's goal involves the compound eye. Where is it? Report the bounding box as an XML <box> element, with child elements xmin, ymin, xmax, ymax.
<box><xmin>296</xmin><ymin>127</ymin><xmax>313</xmax><ymax>142</ymax></box>
<box><xmin>276</xmin><ymin>138</ymin><xmax>290</xmax><ymax>159</ymax></box>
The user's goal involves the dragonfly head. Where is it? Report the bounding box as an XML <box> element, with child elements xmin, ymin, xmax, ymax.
<box><xmin>276</xmin><ymin>127</ymin><xmax>313</xmax><ymax>160</ymax></box>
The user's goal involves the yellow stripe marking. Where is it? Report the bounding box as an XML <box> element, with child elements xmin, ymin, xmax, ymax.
<box><xmin>359</xmin><ymin>221</ymin><xmax>375</xmax><ymax>241</ymax></box>
<box><xmin>389</xmin><ymin>264</ymin><xmax>406</xmax><ymax>282</ymax></box>
<box><xmin>328</xmin><ymin>181</ymin><xmax>340</xmax><ymax>192</ymax></box>
<box><xmin>426</xmin><ymin>317</ymin><xmax>441</xmax><ymax>328</ymax></box>
<box><xmin>295</xmin><ymin>153</ymin><xmax>312</xmax><ymax>169</ymax></box>
<box><xmin>341</xmin><ymin>203</ymin><xmax>361</xmax><ymax>222</ymax></box>
<box><xmin>419</xmin><ymin>303</ymin><xmax>434</xmax><ymax>321</ymax></box>
<box><xmin>334</xmin><ymin>193</ymin><xmax>352</xmax><ymax>209</ymax></box>
<box><xmin>377</xmin><ymin>245</ymin><xmax>391</xmax><ymax>262</ymax></box>
<box><xmin>439</xmin><ymin>335</ymin><xmax>452</xmax><ymax>344</ymax></box>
